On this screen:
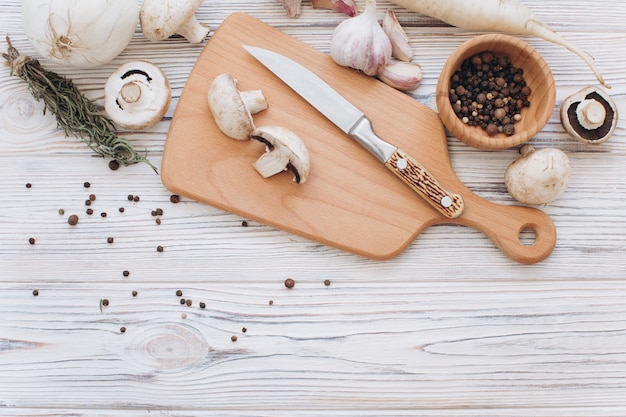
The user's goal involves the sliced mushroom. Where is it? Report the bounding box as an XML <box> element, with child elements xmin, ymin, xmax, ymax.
<box><xmin>560</xmin><ymin>86</ymin><xmax>618</xmax><ymax>144</ymax></box>
<box><xmin>251</xmin><ymin>126</ymin><xmax>310</xmax><ymax>184</ymax></box>
<box><xmin>208</xmin><ymin>73</ymin><xmax>268</xmax><ymax>140</ymax></box>
<box><xmin>140</xmin><ymin>0</ymin><xmax>210</xmax><ymax>43</ymax></box>
<box><xmin>505</xmin><ymin>145</ymin><xmax>571</xmax><ymax>205</ymax></box>
<box><xmin>104</xmin><ymin>61</ymin><xmax>171</xmax><ymax>130</ymax></box>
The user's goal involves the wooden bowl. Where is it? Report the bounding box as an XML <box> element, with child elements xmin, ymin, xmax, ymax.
<box><xmin>436</xmin><ymin>34</ymin><xmax>556</xmax><ymax>150</ymax></box>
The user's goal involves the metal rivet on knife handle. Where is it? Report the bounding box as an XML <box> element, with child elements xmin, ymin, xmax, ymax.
<box><xmin>385</xmin><ymin>149</ymin><xmax>464</xmax><ymax>218</ymax></box>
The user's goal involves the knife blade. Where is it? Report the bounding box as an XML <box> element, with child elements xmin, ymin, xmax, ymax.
<box><xmin>243</xmin><ymin>45</ymin><xmax>464</xmax><ymax>219</ymax></box>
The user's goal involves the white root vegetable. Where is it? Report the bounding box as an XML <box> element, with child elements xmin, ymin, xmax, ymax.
<box><xmin>388</xmin><ymin>0</ymin><xmax>608</xmax><ymax>88</ymax></box>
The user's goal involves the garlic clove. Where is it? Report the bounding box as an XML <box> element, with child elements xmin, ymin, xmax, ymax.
<box><xmin>277</xmin><ymin>0</ymin><xmax>302</xmax><ymax>18</ymax></box>
<box><xmin>382</xmin><ymin>9</ymin><xmax>413</xmax><ymax>62</ymax></box>
<box><xmin>377</xmin><ymin>60</ymin><xmax>422</xmax><ymax>91</ymax></box>
<box><xmin>311</xmin><ymin>0</ymin><xmax>358</xmax><ymax>17</ymax></box>
<box><xmin>329</xmin><ymin>0</ymin><xmax>392</xmax><ymax>76</ymax></box>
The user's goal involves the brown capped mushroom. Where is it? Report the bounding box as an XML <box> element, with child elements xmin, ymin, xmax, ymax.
<box><xmin>505</xmin><ymin>145</ymin><xmax>571</xmax><ymax>205</ymax></box>
<box><xmin>104</xmin><ymin>61</ymin><xmax>171</xmax><ymax>130</ymax></box>
<box><xmin>560</xmin><ymin>86</ymin><xmax>618</xmax><ymax>144</ymax></box>
<box><xmin>251</xmin><ymin>126</ymin><xmax>310</xmax><ymax>184</ymax></box>
<box><xmin>208</xmin><ymin>74</ymin><xmax>268</xmax><ymax>140</ymax></box>
<box><xmin>140</xmin><ymin>0</ymin><xmax>210</xmax><ymax>44</ymax></box>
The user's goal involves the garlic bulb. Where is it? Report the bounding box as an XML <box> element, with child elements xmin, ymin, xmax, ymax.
<box><xmin>330</xmin><ymin>0</ymin><xmax>392</xmax><ymax>76</ymax></box>
<box><xmin>22</xmin><ymin>0</ymin><xmax>139</xmax><ymax>68</ymax></box>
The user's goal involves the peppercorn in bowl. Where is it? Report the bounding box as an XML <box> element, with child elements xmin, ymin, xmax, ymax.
<box><xmin>436</xmin><ymin>34</ymin><xmax>556</xmax><ymax>150</ymax></box>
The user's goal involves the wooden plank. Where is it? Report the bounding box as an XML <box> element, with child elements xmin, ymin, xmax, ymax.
<box><xmin>2</xmin><ymin>281</ymin><xmax>626</xmax><ymax>411</ymax></box>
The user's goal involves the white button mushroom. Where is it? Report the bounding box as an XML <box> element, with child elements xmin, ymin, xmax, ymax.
<box><xmin>208</xmin><ymin>73</ymin><xmax>268</xmax><ymax>140</ymax></box>
<box><xmin>104</xmin><ymin>61</ymin><xmax>171</xmax><ymax>130</ymax></box>
<box><xmin>505</xmin><ymin>145</ymin><xmax>571</xmax><ymax>205</ymax></box>
<box><xmin>140</xmin><ymin>0</ymin><xmax>210</xmax><ymax>44</ymax></box>
<box><xmin>251</xmin><ymin>126</ymin><xmax>310</xmax><ymax>184</ymax></box>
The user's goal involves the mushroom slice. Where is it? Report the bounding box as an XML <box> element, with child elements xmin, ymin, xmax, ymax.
<box><xmin>208</xmin><ymin>73</ymin><xmax>268</xmax><ymax>140</ymax></box>
<box><xmin>140</xmin><ymin>0</ymin><xmax>210</xmax><ymax>43</ymax></box>
<box><xmin>560</xmin><ymin>86</ymin><xmax>618</xmax><ymax>144</ymax></box>
<box><xmin>104</xmin><ymin>61</ymin><xmax>171</xmax><ymax>130</ymax></box>
<box><xmin>251</xmin><ymin>126</ymin><xmax>310</xmax><ymax>184</ymax></box>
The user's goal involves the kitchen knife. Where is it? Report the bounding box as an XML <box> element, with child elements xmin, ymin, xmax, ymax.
<box><xmin>243</xmin><ymin>45</ymin><xmax>464</xmax><ymax>219</ymax></box>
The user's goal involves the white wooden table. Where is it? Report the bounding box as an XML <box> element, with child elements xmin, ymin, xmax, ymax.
<box><xmin>1</xmin><ymin>1</ymin><xmax>625</xmax><ymax>415</ymax></box>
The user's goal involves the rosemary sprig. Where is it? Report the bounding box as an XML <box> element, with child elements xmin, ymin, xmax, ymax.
<box><xmin>2</xmin><ymin>36</ymin><xmax>158</xmax><ymax>173</ymax></box>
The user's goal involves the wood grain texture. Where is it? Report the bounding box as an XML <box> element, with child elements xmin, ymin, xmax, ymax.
<box><xmin>1</xmin><ymin>0</ymin><xmax>626</xmax><ymax>415</ymax></box>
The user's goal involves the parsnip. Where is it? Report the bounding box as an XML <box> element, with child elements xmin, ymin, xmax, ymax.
<box><xmin>389</xmin><ymin>0</ymin><xmax>608</xmax><ymax>88</ymax></box>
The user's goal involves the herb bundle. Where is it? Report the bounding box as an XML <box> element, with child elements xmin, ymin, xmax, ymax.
<box><xmin>3</xmin><ymin>36</ymin><xmax>157</xmax><ymax>173</ymax></box>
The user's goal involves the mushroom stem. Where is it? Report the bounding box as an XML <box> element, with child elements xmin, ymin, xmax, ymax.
<box><xmin>576</xmin><ymin>99</ymin><xmax>606</xmax><ymax>129</ymax></box>
<box><xmin>240</xmin><ymin>90</ymin><xmax>269</xmax><ymax>115</ymax></box>
<box><xmin>120</xmin><ymin>82</ymin><xmax>142</xmax><ymax>104</ymax></box>
<box><xmin>175</xmin><ymin>15</ymin><xmax>210</xmax><ymax>44</ymax></box>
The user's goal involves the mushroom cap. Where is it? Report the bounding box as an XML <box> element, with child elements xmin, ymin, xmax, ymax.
<box><xmin>251</xmin><ymin>126</ymin><xmax>310</xmax><ymax>184</ymax></box>
<box><xmin>560</xmin><ymin>86</ymin><xmax>618</xmax><ymax>144</ymax></box>
<box><xmin>140</xmin><ymin>0</ymin><xmax>206</xmax><ymax>41</ymax></box>
<box><xmin>208</xmin><ymin>74</ymin><xmax>256</xmax><ymax>141</ymax></box>
<box><xmin>505</xmin><ymin>146</ymin><xmax>571</xmax><ymax>205</ymax></box>
<box><xmin>104</xmin><ymin>60</ymin><xmax>171</xmax><ymax>130</ymax></box>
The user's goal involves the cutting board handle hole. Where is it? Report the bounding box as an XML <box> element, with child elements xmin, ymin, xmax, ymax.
<box><xmin>519</xmin><ymin>226</ymin><xmax>538</xmax><ymax>247</ymax></box>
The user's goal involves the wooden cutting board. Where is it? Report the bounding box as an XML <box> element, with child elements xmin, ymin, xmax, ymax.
<box><xmin>161</xmin><ymin>12</ymin><xmax>557</xmax><ymax>264</ymax></box>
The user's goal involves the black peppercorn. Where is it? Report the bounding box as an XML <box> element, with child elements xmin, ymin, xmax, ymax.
<box><xmin>324</xmin><ymin>279</ymin><xmax>331</xmax><ymax>286</ymax></box>
<box><xmin>231</xmin><ymin>335</ymin><xmax>238</xmax><ymax>342</ymax></box>
<box><xmin>132</xmin><ymin>290</ymin><xmax>137</xmax><ymax>297</ymax></box>
<box><xmin>170</xmin><ymin>194</ymin><xmax>180</xmax><ymax>203</ymax></box>
<box><xmin>109</xmin><ymin>160</ymin><xmax>120</xmax><ymax>171</ymax></box>
<box><xmin>176</xmin><ymin>290</ymin><xmax>183</xmax><ymax>296</ymax></box>
<box><xmin>186</xmin><ymin>299</ymin><xmax>192</xmax><ymax>307</ymax></box>
<box><xmin>25</xmin><ymin>183</ymin><xmax>32</xmax><ymax>188</ymax></box>
<box><xmin>107</xmin><ymin>237</ymin><xmax>114</xmax><ymax>244</ymax></box>
<box><xmin>83</xmin><ymin>182</ymin><xmax>90</xmax><ymax>188</ymax></box>
<box><xmin>29</xmin><ymin>237</ymin><xmax>36</xmax><ymax>245</ymax></box>
<box><xmin>157</xmin><ymin>245</ymin><xmax>164</xmax><ymax>252</ymax></box>
<box><xmin>101</xmin><ymin>299</ymin><xmax>109</xmax><ymax>306</ymax></box>
<box><xmin>180</xmin><ymin>298</ymin><xmax>186</xmax><ymax>305</ymax></box>
<box><xmin>120</xmin><ymin>327</ymin><xmax>126</xmax><ymax>333</ymax></box>
<box><xmin>68</xmin><ymin>214</ymin><xmax>79</xmax><ymax>226</ymax></box>
<box><xmin>127</xmin><ymin>194</ymin><xmax>134</xmax><ymax>201</ymax></box>
<box><xmin>284</xmin><ymin>278</ymin><xmax>295</xmax><ymax>288</ymax></box>
<box><xmin>133</xmin><ymin>196</ymin><xmax>140</xmax><ymax>202</ymax></box>
<box><xmin>123</xmin><ymin>270</ymin><xmax>130</xmax><ymax>277</ymax></box>
<box><xmin>199</xmin><ymin>302</ymin><xmax>206</xmax><ymax>309</ymax></box>
<box><xmin>33</xmin><ymin>289</ymin><xmax>39</xmax><ymax>296</ymax></box>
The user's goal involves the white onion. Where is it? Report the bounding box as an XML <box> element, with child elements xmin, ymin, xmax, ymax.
<box><xmin>22</xmin><ymin>0</ymin><xmax>139</xmax><ymax>68</ymax></box>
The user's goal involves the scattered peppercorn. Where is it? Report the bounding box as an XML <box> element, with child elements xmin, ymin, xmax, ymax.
<box><xmin>180</xmin><ymin>298</ymin><xmax>186</xmax><ymax>305</ymax></box>
<box><xmin>132</xmin><ymin>290</ymin><xmax>138</xmax><ymax>297</ymax></box>
<box><xmin>28</xmin><ymin>237</ymin><xmax>35</xmax><ymax>245</ymax></box>
<box><xmin>181</xmin><ymin>313</ymin><xmax>187</xmax><ymax>319</ymax></box>
<box><xmin>269</xmin><ymin>300</ymin><xmax>274</xmax><ymax>305</ymax></box>
<box><xmin>109</xmin><ymin>160</ymin><xmax>120</xmax><ymax>171</ymax></box>
<box><xmin>86</xmin><ymin>208</ymin><xmax>93</xmax><ymax>215</ymax></box>
<box><xmin>186</xmin><ymin>299</ymin><xmax>192</xmax><ymax>307</ymax></box>
<box><xmin>127</xmin><ymin>194</ymin><xmax>134</xmax><ymax>201</ymax></box>
<box><xmin>133</xmin><ymin>195</ymin><xmax>140</xmax><ymax>202</ymax></box>
<box><xmin>176</xmin><ymin>290</ymin><xmax>183</xmax><ymax>297</ymax></box>
<box><xmin>100</xmin><ymin>212</ymin><xmax>107</xmax><ymax>218</ymax></box>
<box><xmin>101</xmin><ymin>299</ymin><xmax>109</xmax><ymax>306</ymax></box>
<box><xmin>242</xmin><ymin>220</ymin><xmax>248</xmax><ymax>227</ymax></box>
<box><xmin>58</xmin><ymin>209</ymin><xmax>65</xmax><ymax>215</ymax></box>
<box><xmin>89</xmin><ymin>194</ymin><xmax>96</xmax><ymax>201</ymax></box>
<box><xmin>67</xmin><ymin>214</ymin><xmax>79</xmax><ymax>226</ymax></box>
<box><xmin>156</xmin><ymin>208</ymin><xmax>163</xmax><ymax>216</ymax></box>
<box><xmin>449</xmin><ymin>51</ymin><xmax>530</xmax><ymax>137</ymax></box>
<box><xmin>155</xmin><ymin>218</ymin><xmax>161</xmax><ymax>225</ymax></box>
<box><xmin>170</xmin><ymin>194</ymin><xmax>180</xmax><ymax>203</ymax></box>
<box><xmin>324</xmin><ymin>279</ymin><xmax>331</xmax><ymax>286</ymax></box>
<box><xmin>32</xmin><ymin>289</ymin><xmax>39</xmax><ymax>296</ymax></box>
<box><xmin>156</xmin><ymin>245</ymin><xmax>164</xmax><ymax>252</ymax></box>
<box><xmin>120</xmin><ymin>327</ymin><xmax>126</xmax><ymax>333</ymax></box>
<box><xmin>199</xmin><ymin>302</ymin><xmax>206</xmax><ymax>309</ymax></box>
<box><xmin>118</xmin><ymin>207</ymin><xmax>125</xmax><ymax>213</ymax></box>
<box><xmin>83</xmin><ymin>182</ymin><xmax>90</xmax><ymax>188</ymax></box>
<box><xmin>242</xmin><ymin>327</ymin><xmax>247</xmax><ymax>333</ymax></box>
<box><xmin>123</xmin><ymin>270</ymin><xmax>130</xmax><ymax>277</ymax></box>
<box><xmin>151</xmin><ymin>210</ymin><xmax>157</xmax><ymax>216</ymax></box>
<box><xmin>107</xmin><ymin>237</ymin><xmax>114</xmax><ymax>244</ymax></box>
<box><xmin>25</xmin><ymin>183</ymin><xmax>32</xmax><ymax>188</ymax></box>
<box><xmin>231</xmin><ymin>335</ymin><xmax>238</xmax><ymax>342</ymax></box>
<box><xmin>284</xmin><ymin>278</ymin><xmax>295</xmax><ymax>289</ymax></box>
<box><xmin>85</xmin><ymin>199</ymin><xmax>92</xmax><ymax>206</ymax></box>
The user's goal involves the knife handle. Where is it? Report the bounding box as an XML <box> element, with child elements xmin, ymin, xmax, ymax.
<box><xmin>385</xmin><ymin>148</ymin><xmax>464</xmax><ymax>218</ymax></box>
